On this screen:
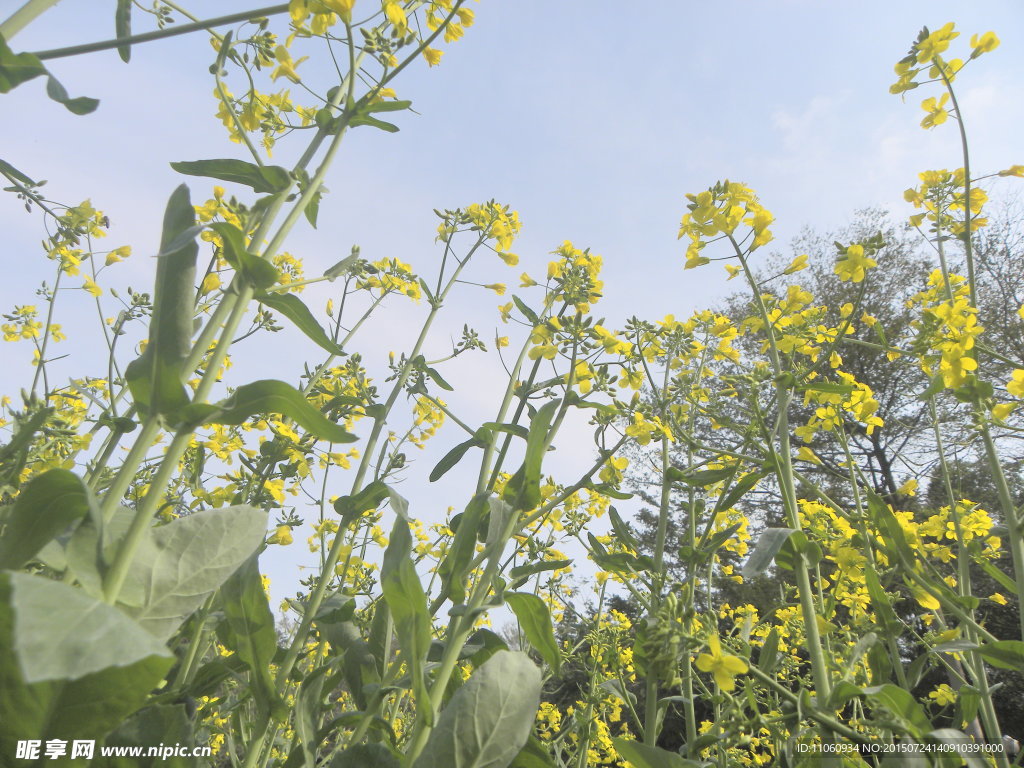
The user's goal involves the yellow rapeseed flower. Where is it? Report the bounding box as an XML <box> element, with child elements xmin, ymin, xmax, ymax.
<box><xmin>696</xmin><ymin>635</ymin><xmax>748</xmax><ymax>692</ymax></box>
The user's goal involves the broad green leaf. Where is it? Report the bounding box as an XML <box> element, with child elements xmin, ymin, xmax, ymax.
<box><xmin>0</xmin><ymin>468</ymin><xmax>93</xmax><ymax>570</ymax></box>
<box><xmin>0</xmin><ymin>36</ymin><xmax>46</xmax><ymax>92</ymax></box>
<box><xmin>438</xmin><ymin>493</ymin><xmax>488</xmax><ymax>603</ymax></box>
<box><xmin>116</xmin><ymin>504</ymin><xmax>269</xmax><ymax>639</ymax></box>
<box><xmin>382</xmin><ymin>512</ymin><xmax>432</xmax><ymax>725</ymax></box>
<box><xmin>331</xmin><ymin>743</ymin><xmax>400</xmax><ymax>768</ymax></box>
<box><xmin>170</xmin><ymin>159</ymin><xmax>291</xmax><ymax>193</ymax></box>
<box><xmin>505</xmin><ymin>593</ymin><xmax>560</xmax><ymax>673</ymax></box>
<box><xmin>508</xmin><ymin>735</ymin><xmax>555</xmax><ymax>768</ymax></box>
<box><xmin>126</xmin><ymin>184</ymin><xmax>198</xmax><ymax>416</ymax></box>
<box><xmin>294</xmin><ymin>665</ymin><xmax>333</xmax><ymax>767</ymax></box>
<box><xmin>257</xmin><ymin>291</ymin><xmax>344</xmax><ymax>354</ymax></box>
<box><xmin>95</xmin><ymin>704</ymin><xmax>197</xmax><ymax>767</ymax></box>
<box><xmin>503</xmin><ymin>400</ymin><xmax>559</xmax><ymax>512</ymax></box>
<box><xmin>176</xmin><ymin>379</ymin><xmax>357</xmax><ymax>444</ymax></box>
<box><xmin>219</xmin><ymin>553</ymin><xmax>285</xmax><ymax>720</ymax></box>
<box><xmin>1</xmin><ymin>574</ymin><xmax>170</xmax><ymax>757</ymax></box>
<box><xmin>864</xmin><ymin>683</ymin><xmax>931</xmax><ymax>737</ymax></box>
<box><xmin>978</xmin><ymin>640</ymin><xmax>1024</xmax><ymax>671</ymax></box>
<box><xmin>611</xmin><ymin>739</ymin><xmax>702</xmax><ymax>768</ymax></box>
<box><xmin>210</xmin><ymin>221</ymin><xmax>279</xmax><ymax>290</ymax></box>
<box><xmin>431</xmin><ymin>433</ymin><xmax>487</xmax><ymax>482</ymax></box>
<box><xmin>741</xmin><ymin>527</ymin><xmax>798</xmax><ymax>578</ymax></box>
<box><xmin>5</xmin><ymin>572</ymin><xmax>171</xmax><ymax>683</ymax></box>
<box><xmin>412</xmin><ymin>651</ymin><xmax>541</xmax><ymax>768</ymax></box>
<box><xmin>115</xmin><ymin>0</ymin><xmax>132</xmax><ymax>62</ymax></box>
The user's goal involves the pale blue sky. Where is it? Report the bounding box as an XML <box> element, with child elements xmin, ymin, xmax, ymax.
<box><xmin>3</xmin><ymin>1</ymin><xmax>1023</xmax><ymax>602</ymax></box>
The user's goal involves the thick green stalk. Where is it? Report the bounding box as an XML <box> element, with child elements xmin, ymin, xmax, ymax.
<box><xmin>0</xmin><ymin>0</ymin><xmax>62</xmax><ymax>40</ymax></box>
<box><xmin>644</xmin><ymin>364</ymin><xmax>674</xmax><ymax>746</ymax></box>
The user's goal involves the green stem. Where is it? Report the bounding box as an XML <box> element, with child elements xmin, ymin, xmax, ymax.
<box><xmin>732</xmin><ymin>236</ymin><xmax>833</xmax><ymax>707</ymax></box>
<box><xmin>0</xmin><ymin>0</ymin><xmax>62</xmax><ymax>40</ymax></box>
<box><xmin>29</xmin><ymin>4</ymin><xmax>291</xmax><ymax>61</ymax></box>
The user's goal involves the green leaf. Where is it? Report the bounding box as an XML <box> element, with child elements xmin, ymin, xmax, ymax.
<box><xmin>256</xmin><ymin>291</ymin><xmax>344</xmax><ymax>354</ymax></box>
<box><xmin>505</xmin><ymin>593</ymin><xmax>560</xmax><ymax>673</ymax></box>
<box><xmin>115</xmin><ymin>504</ymin><xmax>269</xmax><ymax>639</ymax></box>
<box><xmin>126</xmin><ymin>184</ymin><xmax>198</xmax><ymax>416</ymax></box>
<box><xmin>334</xmin><ymin>481</ymin><xmax>390</xmax><ymax>529</ymax></box>
<box><xmin>508</xmin><ymin>735</ymin><xmax>556</xmax><ymax>768</ymax></box>
<box><xmin>0</xmin><ymin>574</ymin><xmax>171</xmax><ymax>757</ymax></box>
<box><xmin>740</xmin><ymin>528</ymin><xmax>797</xmax><ymax>578</ymax></box>
<box><xmin>0</xmin><ymin>406</ymin><xmax>52</xmax><ymax>487</ymax></box>
<box><xmin>364</xmin><ymin>98</ymin><xmax>413</xmax><ymax>113</ymax></box>
<box><xmin>757</xmin><ymin>627</ymin><xmax>780</xmax><ymax>674</ymax></box>
<box><xmin>864</xmin><ymin>683</ymin><xmax>932</xmax><ymax>737</ymax></box>
<box><xmin>331</xmin><ymin>743</ymin><xmax>400</xmax><ymax>768</ymax></box>
<box><xmin>864</xmin><ymin>565</ymin><xmax>900</xmax><ymax>634</ymax></box>
<box><xmin>382</xmin><ymin>513</ymin><xmax>432</xmax><ymax>725</ymax></box>
<box><xmin>170</xmin><ymin>159</ymin><xmax>291</xmax><ymax>193</ymax></box>
<box><xmin>349</xmin><ymin>114</ymin><xmax>400</xmax><ymax>132</ymax></box>
<box><xmin>431</xmin><ymin>433</ymin><xmax>487</xmax><ymax>482</ymax></box>
<box><xmin>176</xmin><ymin>379</ymin><xmax>357</xmax><ymax>444</ymax></box>
<box><xmin>95</xmin><ymin>704</ymin><xmax>197</xmax><ymax>767</ymax></box>
<box><xmin>5</xmin><ymin>571</ymin><xmax>171</xmax><ymax>683</ymax></box>
<box><xmin>0</xmin><ymin>468</ymin><xmax>93</xmax><ymax>570</ymax></box>
<box><xmin>511</xmin><ymin>295</ymin><xmax>538</xmax><ymax>325</ymax></box>
<box><xmin>412</xmin><ymin>651</ymin><xmax>541</xmax><ymax>768</ymax></box>
<box><xmin>925</xmin><ymin>730</ymin><xmax>992</xmax><ymax>768</ymax></box>
<box><xmin>801</xmin><ymin>382</ymin><xmax>856</xmax><ymax>396</ymax></box>
<box><xmin>209</xmin><ymin>221</ymin><xmax>279</xmax><ymax>290</ymax></box>
<box><xmin>508</xmin><ymin>559</ymin><xmax>572</xmax><ymax>583</ymax></box>
<box><xmin>666</xmin><ymin>466</ymin><xmax>735</xmax><ymax>487</ymax></box>
<box><xmin>219</xmin><ymin>553</ymin><xmax>286</xmax><ymax>721</ymax></box>
<box><xmin>115</xmin><ymin>0</ymin><xmax>133</xmax><ymax>62</ymax></box>
<box><xmin>503</xmin><ymin>400</ymin><xmax>559</xmax><ymax>512</ymax></box>
<box><xmin>0</xmin><ymin>36</ymin><xmax>46</xmax><ymax>92</ymax></box>
<box><xmin>610</xmin><ymin>738</ymin><xmax>702</xmax><ymax>768</ymax></box>
<box><xmin>438</xmin><ymin>494</ymin><xmax>489</xmax><ymax>604</ymax></box>
<box><xmin>978</xmin><ymin>640</ymin><xmax>1024</xmax><ymax>671</ymax></box>
<box><xmin>713</xmin><ymin>470</ymin><xmax>765</xmax><ymax>514</ymax></box>
<box><xmin>44</xmin><ymin>76</ymin><xmax>99</xmax><ymax>114</ymax></box>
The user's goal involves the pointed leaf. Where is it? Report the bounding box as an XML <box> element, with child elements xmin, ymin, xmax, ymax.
<box><xmin>170</xmin><ymin>159</ymin><xmax>291</xmax><ymax>193</ymax></box>
<box><xmin>257</xmin><ymin>291</ymin><xmax>344</xmax><ymax>354</ymax></box>
<box><xmin>505</xmin><ymin>593</ymin><xmax>560</xmax><ymax>673</ymax></box>
<box><xmin>382</xmin><ymin>513</ymin><xmax>432</xmax><ymax>725</ymax></box>
<box><xmin>176</xmin><ymin>379</ymin><xmax>357</xmax><ymax>444</ymax></box>
<box><xmin>220</xmin><ymin>553</ymin><xmax>286</xmax><ymax>720</ymax></box>
<box><xmin>127</xmin><ymin>184</ymin><xmax>198</xmax><ymax>416</ymax></box>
